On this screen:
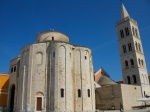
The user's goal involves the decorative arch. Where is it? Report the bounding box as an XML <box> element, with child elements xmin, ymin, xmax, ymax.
<box><xmin>36</xmin><ymin>52</ymin><xmax>43</xmax><ymax>65</ymax></box>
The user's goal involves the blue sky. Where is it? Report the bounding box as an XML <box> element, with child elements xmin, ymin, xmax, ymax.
<box><xmin>0</xmin><ymin>0</ymin><xmax>150</xmax><ymax>81</ymax></box>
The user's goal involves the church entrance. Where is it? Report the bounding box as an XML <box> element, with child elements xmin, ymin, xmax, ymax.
<box><xmin>9</xmin><ymin>85</ymin><xmax>15</xmax><ymax>112</ymax></box>
<box><xmin>36</xmin><ymin>97</ymin><xmax>42</xmax><ymax>111</ymax></box>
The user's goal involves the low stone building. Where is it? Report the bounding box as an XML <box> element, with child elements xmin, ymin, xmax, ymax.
<box><xmin>95</xmin><ymin>84</ymin><xmax>142</xmax><ymax>110</ymax></box>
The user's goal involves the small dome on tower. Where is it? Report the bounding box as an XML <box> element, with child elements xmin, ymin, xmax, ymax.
<box><xmin>36</xmin><ymin>31</ymin><xmax>69</xmax><ymax>43</ymax></box>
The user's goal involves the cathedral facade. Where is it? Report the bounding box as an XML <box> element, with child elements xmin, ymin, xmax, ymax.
<box><xmin>8</xmin><ymin>31</ymin><xmax>95</xmax><ymax>112</ymax></box>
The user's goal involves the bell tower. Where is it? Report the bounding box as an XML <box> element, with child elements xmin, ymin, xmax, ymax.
<box><xmin>115</xmin><ymin>3</ymin><xmax>150</xmax><ymax>96</ymax></box>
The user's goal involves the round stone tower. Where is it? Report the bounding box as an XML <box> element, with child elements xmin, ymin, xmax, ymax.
<box><xmin>13</xmin><ymin>31</ymin><xmax>95</xmax><ymax>112</ymax></box>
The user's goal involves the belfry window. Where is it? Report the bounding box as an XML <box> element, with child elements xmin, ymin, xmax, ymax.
<box><xmin>133</xmin><ymin>75</ymin><xmax>137</xmax><ymax>84</ymax></box>
<box><xmin>127</xmin><ymin>76</ymin><xmax>131</xmax><ymax>84</ymax></box>
<box><xmin>60</xmin><ymin>88</ymin><xmax>64</xmax><ymax>97</ymax></box>
<box><xmin>141</xmin><ymin>60</ymin><xmax>144</xmax><ymax>67</ymax></box>
<box><xmin>78</xmin><ymin>89</ymin><xmax>81</xmax><ymax>97</ymax></box>
<box><xmin>120</xmin><ymin>30</ymin><xmax>124</xmax><ymax>38</ymax></box>
<box><xmin>130</xmin><ymin>59</ymin><xmax>134</xmax><ymax>67</ymax></box>
<box><xmin>135</xmin><ymin>29</ymin><xmax>138</xmax><ymax>37</ymax></box>
<box><xmin>14</xmin><ymin>66</ymin><xmax>16</xmax><ymax>72</ymax></box>
<box><xmin>125</xmin><ymin>27</ymin><xmax>129</xmax><ymax>36</ymax></box>
<box><xmin>135</xmin><ymin>42</ymin><xmax>138</xmax><ymax>51</ymax></box>
<box><xmin>138</xmin><ymin>43</ymin><xmax>141</xmax><ymax>52</ymax></box>
<box><xmin>138</xmin><ymin>58</ymin><xmax>141</xmax><ymax>66</ymax></box>
<box><xmin>11</xmin><ymin>67</ymin><xmax>13</xmax><ymax>73</ymax></box>
<box><xmin>128</xmin><ymin>43</ymin><xmax>132</xmax><ymax>51</ymax></box>
<box><xmin>132</xmin><ymin>27</ymin><xmax>135</xmax><ymax>35</ymax></box>
<box><xmin>125</xmin><ymin>60</ymin><xmax>128</xmax><ymax>69</ymax></box>
<box><xmin>122</xmin><ymin>45</ymin><xmax>127</xmax><ymax>53</ymax></box>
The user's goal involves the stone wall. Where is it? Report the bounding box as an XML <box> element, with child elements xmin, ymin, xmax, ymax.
<box><xmin>95</xmin><ymin>84</ymin><xmax>142</xmax><ymax>110</ymax></box>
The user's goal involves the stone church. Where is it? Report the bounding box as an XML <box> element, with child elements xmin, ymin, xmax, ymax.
<box><xmin>6</xmin><ymin>2</ymin><xmax>150</xmax><ymax>112</ymax></box>
<box><xmin>8</xmin><ymin>31</ymin><xmax>95</xmax><ymax>112</ymax></box>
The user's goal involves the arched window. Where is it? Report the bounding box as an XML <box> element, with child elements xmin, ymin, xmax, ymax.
<box><xmin>125</xmin><ymin>60</ymin><xmax>128</xmax><ymax>69</ymax></box>
<box><xmin>85</xmin><ymin>56</ymin><xmax>87</xmax><ymax>60</ymax></box>
<box><xmin>60</xmin><ymin>88</ymin><xmax>64</xmax><ymax>97</ymax></box>
<box><xmin>127</xmin><ymin>76</ymin><xmax>131</xmax><ymax>84</ymax></box>
<box><xmin>130</xmin><ymin>59</ymin><xmax>134</xmax><ymax>67</ymax></box>
<box><xmin>138</xmin><ymin>43</ymin><xmax>141</xmax><ymax>52</ymax></box>
<box><xmin>128</xmin><ymin>43</ymin><xmax>132</xmax><ymax>51</ymax></box>
<box><xmin>135</xmin><ymin>42</ymin><xmax>138</xmax><ymax>51</ymax></box>
<box><xmin>122</xmin><ymin>45</ymin><xmax>127</xmax><ymax>53</ymax></box>
<box><xmin>120</xmin><ymin>29</ymin><xmax>124</xmax><ymax>38</ymax></box>
<box><xmin>135</xmin><ymin>28</ymin><xmax>138</xmax><ymax>37</ymax></box>
<box><xmin>138</xmin><ymin>58</ymin><xmax>141</xmax><ymax>66</ymax></box>
<box><xmin>132</xmin><ymin>75</ymin><xmax>137</xmax><ymax>84</ymax></box>
<box><xmin>132</xmin><ymin>27</ymin><xmax>135</xmax><ymax>35</ymax></box>
<box><xmin>14</xmin><ymin>66</ymin><xmax>16</xmax><ymax>72</ymax></box>
<box><xmin>141</xmin><ymin>60</ymin><xmax>144</xmax><ymax>67</ymax></box>
<box><xmin>125</xmin><ymin>27</ymin><xmax>129</xmax><ymax>36</ymax></box>
<box><xmin>78</xmin><ymin>89</ymin><xmax>81</xmax><ymax>97</ymax></box>
<box><xmin>11</xmin><ymin>67</ymin><xmax>13</xmax><ymax>73</ymax></box>
<box><xmin>87</xmin><ymin>89</ymin><xmax>90</xmax><ymax>97</ymax></box>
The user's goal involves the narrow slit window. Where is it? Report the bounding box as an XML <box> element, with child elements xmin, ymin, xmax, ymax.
<box><xmin>85</xmin><ymin>56</ymin><xmax>87</xmax><ymax>60</ymax></box>
<box><xmin>87</xmin><ymin>89</ymin><xmax>90</xmax><ymax>97</ymax></box>
<box><xmin>78</xmin><ymin>89</ymin><xmax>81</xmax><ymax>97</ymax></box>
<box><xmin>60</xmin><ymin>88</ymin><xmax>64</xmax><ymax>97</ymax></box>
